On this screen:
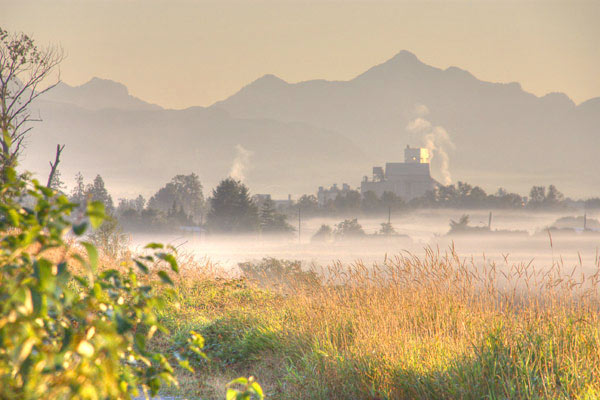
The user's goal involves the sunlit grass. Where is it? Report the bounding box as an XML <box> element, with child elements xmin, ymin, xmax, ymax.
<box><xmin>140</xmin><ymin>248</ymin><xmax>600</xmax><ymax>399</ymax></box>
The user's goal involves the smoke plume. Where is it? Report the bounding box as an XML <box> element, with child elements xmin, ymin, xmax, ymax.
<box><xmin>407</xmin><ymin>105</ymin><xmax>455</xmax><ymax>185</ymax></box>
<box><xmin>229</xmin><ymin>144</ymin><xmax>253</xmax><ymax>182</ymax></box>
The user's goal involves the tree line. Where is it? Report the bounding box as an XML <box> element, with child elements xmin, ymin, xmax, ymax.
<box><xmin>69</xmin><ymin>173</ymin><xmax>293</xmax><ymax>234</ymax></box>
<box><xmin>66</xmin><ymin>171</ymin><xmax>598</xmax><ymax>235</ymax></box>
<box><xmin>282</xmin><ymin>182</ymin><xmax>591</xmax><ymax>218</ymax></box>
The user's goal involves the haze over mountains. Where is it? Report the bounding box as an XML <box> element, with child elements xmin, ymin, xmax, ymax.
<box><xmin>22</xmin><ymin>50</ymin><xmax>599</xmax><ymax>199</ymax></box>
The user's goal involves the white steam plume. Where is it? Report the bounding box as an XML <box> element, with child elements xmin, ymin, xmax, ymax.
<box><xmin>229</xmin><ymin>144</ymin><xmax>253</xmax><ymax>182</ymax></box>
<box><xmin>414</xmin><ymin>103</ymin><xmax>430</xmax><ymax>117</ymax></box>
<box><xmin>407</xmin><ymin>105</ymin><xmax>455</xmax><ymax>185</ymax></box>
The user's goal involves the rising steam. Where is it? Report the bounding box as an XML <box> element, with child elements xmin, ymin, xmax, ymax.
<box><xmin>229</xmin><ymin>144</ymin><xmax>253</xmax><ymax>182</ymax></box>
<box><xmin>406</xmin><ymin>104</ymin><xmax>455</xmax><ymax>185</ymax></box>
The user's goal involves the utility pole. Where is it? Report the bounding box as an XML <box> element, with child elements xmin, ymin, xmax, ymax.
<box><xmin>388</xmin><ymin>206</ymin><xmax>391</xmax><ymax>225</ymax></box>
<box><xmin>488</xmin><ymin>211</ymin><xmax>493</xmax><ymax>230</ymax></box>
<box><xmin>584</xmin><ymin>212</ymin><xmax>587</xmax><ymax>231</ymax></box>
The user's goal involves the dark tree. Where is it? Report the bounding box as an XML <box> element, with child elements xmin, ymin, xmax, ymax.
<box><xmin>334</xmin><ymin>190</ymin><xmax>361</xmax><ymax>213</ymax></box>
<box><xmin>48</xmin><ymin>168</ymin><xmax>65</xmax><ymax>191</ymax></box>
<box><xmin>297</xmin><ymin>194</ymin><xmax>319</xmax><ymax>215</ymax></box>
<box><xmin>544</xmin><ymin>185</ymin><xmax>564</xmax><ymax>208</ymax></box>
<box><xmin>85</xmin><ymin>175</ymin><xmax>114</xmax><ymax>213</ymax></box>
<box><xmin>117</xmin><ymin>195</ymin><xmax>146</xmax><ymax>215</ymax></box>
<box><xmin>449</xmin><ymin>214</ymin><xmax>471</xmax><ymax>232</ymax></box>
<box><xmin>70</xmin><ymin>172</ymin><xmax>85</xmax><ymax>204</ymax></box>
<box><xmin>259</xmin><ymin>198</ymin><xmax>294</xmax><ymax>233</ymax></box>
<box><xmin>378</xmin><ymin>222</ymin><xmax>397</xmax><ymax>236</ymax></box>
<box><xmin>334</xmin><ymin>218</ymin><xmax>365</xmax><ymax>239</ymax></box>
<box><xmin>361</xmin><ymin>190</ymin><xmax>382</xmax><ymax>214</ymax></box>
<box><xmin>528</xmin><ymin>186</ymin><xmax>546</xmax><ymax>208</ymax></box>
<box><xmin>148</xmin><ymin>173</ymin><xmax>204</xmax><ymax>223</ymax></box>
<box><xmin>381</xmin><ymin>191</ymin><xmax>405</xmax><ymax>210</ymax></box>
<box><xmin>311</xmin><ymin>224</ymin><xmax>333</xmax><ymax>242</ymax></box>
<box><xmin>167</xmin><ymin>202</ymin><xmax>192</xmax><ymax>226</ymax></box>
<box><xmin>207</xmin><ymin>178</ymin><xmax>259</xmax><ymax>233</ymax></box>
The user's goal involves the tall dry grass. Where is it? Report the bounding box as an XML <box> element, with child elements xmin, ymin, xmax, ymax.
<box><xmin>132</xmin><ymin>246</ymin><xmax>600</xmax><ymax>399</ymax></box>
<box><xmin>273</xmin><ymin>246</ymin><xmax>600</xmax><ymax>398</ymax></box>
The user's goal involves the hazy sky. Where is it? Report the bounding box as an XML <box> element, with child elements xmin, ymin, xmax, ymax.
<box><xmin>2</xmin><ymin>0</ymin><xmax>599</xmax><ymax>109</ymax></box>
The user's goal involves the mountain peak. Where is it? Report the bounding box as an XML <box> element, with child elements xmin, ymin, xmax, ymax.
<box><xmin>540</xmin><ymin>91</ymin><xmax>575</xmax><ymax>108</ymax></box>
<box><xmin>380</xmin><ymin>50</ymin><xmax>428</xmax><ymax>69</ymax></box>
<box><xmin>79</xmin><ymin>77</ymin><xmax>129</xmax><ymax>96</ymax></box>
<box><xmin>252</xmin><ymin>74</ymin><xmax>288</xmax><ymax>87</ymax></box>
<box><xmin>444</xmin><ymin>66</ymin><xmax>475</xmax><ymax>80</ymax></box>
<box><xmin>39</xmin><ymin>77</ymin><xmax>161</xmax><ymax>111</ymax></box>
<box><xmin>353</xmin><ymin>49</ymin><xmax>434</xmax><ymax>82</ymax></box>
<box><xmin>390</xmin><ymin>50</ymin><xmax>420</xmax><ymax>63</ymax></box>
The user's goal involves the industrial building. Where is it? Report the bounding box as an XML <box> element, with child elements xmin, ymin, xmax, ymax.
<box><xmin>317</xmin><ymin>183</ymin><xmax>353</xmax><ymax>207</ymax></box>
<box><xmin>360</xmin><ymin>146</ymin><xmax>438</xmax><ymax>201</ymax></box>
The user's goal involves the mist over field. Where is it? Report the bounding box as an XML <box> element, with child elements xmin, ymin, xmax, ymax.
<box><xmin>16</xmin><ymin>46</ymin><xmax>600</xmax><ymax>277</ymax></box>
<box><xmin>128</xmin><ymin>209</ymin><xmax>600</xmax><ymax>272</ymax></box>
<box><xmin>2</xmin><ymin>1</ymin><xmax>600</xmax><ymax>398</ymax></box>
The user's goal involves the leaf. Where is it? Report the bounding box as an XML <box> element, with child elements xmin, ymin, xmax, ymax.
<box><xmin>134</xmin><ymin>260</ymin><xmax>149</xmax><ymax>274</ymax></box>
<box><xmin>72</xmin><ymin>221</ymin><xmax>87</xmax><ymax>236</ymax></box>
<box><xmin>157</xmin><ymin>252</ymin><xmax>179</xmax><ymax>273</ymax></box>
<box><xmin>156</xmin><ymin>270</ymin><xmax>173</xmax><ymax>286</ymax></box>
<box><xmin>144</xmin><ymin>242</ymin><xmax>164</xmax><ymax>249</ymax></box>
<box><xmin>14</xmin><ymin>287</ymin><xmax>33</xmax><ymax>316</ymax></box>
<box><xmin>178</xmin><ymin>359</ymin><xmax>194</xmax><ymax>373</ymax></box>
<box><xmin>13</xmin><ymin>338</ymin><xmax>36</xmax><ymax>376</ymax></box>
<box><xmin>228</xmin><ymin>377</ymin><xmax>249</xmax><ymax>387</ymax></box>
<box><xmin>226</xmin><ymin>389</ymin><xmax>239</xmax><ymax>400</ymax></box>
<box><xmin>41</xmin><ymin>187</ymin><xmax>55</xmax><ymax>198</ymax></box>
<box><xmin>7</xmin><ymin>209</ymin><xmax>19</xmax><ymax>227</ymax></box>
<box><xmin>81</xmin><ymin>242</ymin><xmax>98</xmax><ymax>273</ymax></box>
<box><xmin>34</xmin><ymin>258</ymin><xmax>54</xmax><ymax>292</ymax></box>
<box><xmin>135</xmin><ymin>332</ymin><xmax>147</xmax><ymax>351</ymax></box>
<box><xmin>249</xmin><ymin>381</ymin><xmax>264</xmax><ymax>398</ymax></box>
<box><xmin>86</xmin><ymin>201</ymin><xmax>105</xmax><ymax>229</ymax></box>
<box><xmin>226</xmin><ymin>377</ymin><xmax>264</xmax><ymax>400</ymax></box>
<box><xmin>4</xmin><ymin>167</ymin><xmax>16</xmax><ymax>183</ymax></box>
<box><xmin>2</xmin><ymin>128</ymin><xmax>12</xmax><ymax>149</ymax></box>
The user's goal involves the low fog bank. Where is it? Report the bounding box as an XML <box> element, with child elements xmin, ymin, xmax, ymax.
<box><xmin>128</xmin><ymin>209</ymin><xmax>600</xmax><ymax>273</ymax></box>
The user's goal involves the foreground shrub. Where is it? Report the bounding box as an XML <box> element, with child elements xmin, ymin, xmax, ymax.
<box><xmin>0</xmin><ymin>133</ymin><xmax>262</xmax><ymax>399</ymax></box>
<box><xmin>0</xmin><ymin>167</ymin><xmax>187</xmax><ymax>398</ymax></box>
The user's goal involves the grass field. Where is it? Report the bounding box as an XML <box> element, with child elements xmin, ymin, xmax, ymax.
<box><xmin>135</xmin><ymin>246</ymin><xmax>600</xmax><ymax>400</ymax></box>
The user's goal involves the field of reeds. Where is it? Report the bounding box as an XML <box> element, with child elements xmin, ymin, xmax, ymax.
<box><xmin>138</xmin><ymin>247</ymin><xmax>600</xmax><ymax>399</ymax></box>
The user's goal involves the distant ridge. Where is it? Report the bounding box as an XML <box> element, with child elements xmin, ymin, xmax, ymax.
<box><xmin>40</xmin><ymin>77</ymin><xmax>162</xmax><ymax>111</ymax></box>
<box><xmin>211</xmin><ymin>50</ymin><xmax>599</xmax><ymax>197</ymax></box>
<box><xmin>23</xmin><ymin>50</ymin><xmax>600</xmax><ymax>198</ymax></box>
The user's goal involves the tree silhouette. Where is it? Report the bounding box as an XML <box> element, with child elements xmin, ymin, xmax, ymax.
<box><xmin>259</xmin><ymin>198</ymin><xmax>293</xmax><ymax>233</ymax></box>
<box><xmin>148</xmin><ymin>173</ymin><xmax>204</xmax><ymax>223</ymax></box>
<box><xmin>207</xmin><ymin>178</ymin><xmax>258</xmax><ymax>233</ymax></box>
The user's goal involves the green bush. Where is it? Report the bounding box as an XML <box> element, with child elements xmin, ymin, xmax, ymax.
<box><xmin>0</xmin><ymin>128</ymin><xmax>262</xmax><ymax>399</ymax></box>
<box><xmin>0</xmin><ymin>168</ymin><xmax>183</xmax><ymax>398</ymax></box>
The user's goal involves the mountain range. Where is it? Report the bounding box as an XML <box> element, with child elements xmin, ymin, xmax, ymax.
<box><xmin>21</xmin><ymin>50</ymin><xmax>599</xmax><ymax>199</ymax></box>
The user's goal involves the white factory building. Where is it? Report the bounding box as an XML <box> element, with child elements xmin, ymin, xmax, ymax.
<box><xmin>360</xmin><ymin>146</ymin><xmax>438</xmax><ymax>201</ymax></box>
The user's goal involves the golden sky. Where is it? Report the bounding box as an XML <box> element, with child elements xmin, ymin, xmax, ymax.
<box><xmin>2</xmin><ymin>0</ymin><xmax>599</xmax><ymax>109</ymax></box>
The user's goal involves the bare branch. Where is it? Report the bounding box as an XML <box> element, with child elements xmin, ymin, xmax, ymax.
<box><xmin>0</xmin><ymin>28</ymin><xmax>63</xmax><ymax>173</ymax></box>
<box><xmin>47</xmin><ymin>144</ymin><xmax>65</xmax><ymax>188</ymax></box>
